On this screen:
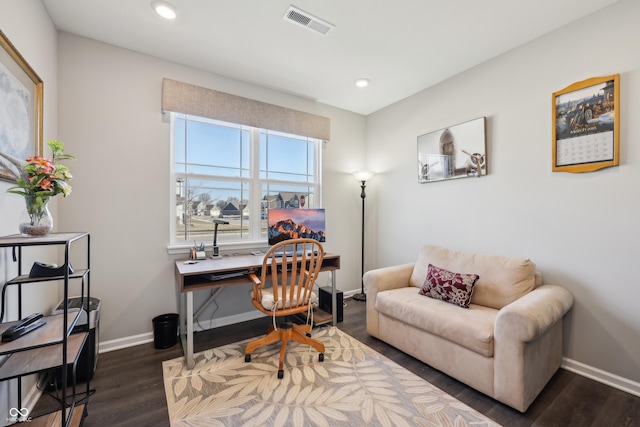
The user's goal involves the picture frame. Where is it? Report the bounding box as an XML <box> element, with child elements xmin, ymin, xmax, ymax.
<box><xmin>552</xmin><ymin>74</ymin><xmax>619</xmax><ymax>173</ymax></box>
<box><xmin>0</xmin><ymin>29</ymin><xmax>43</xmax><ymax>182</ymax></box>
<box><xmin>417</xmin><ymin>117</ymin><xmax>486</xmax><ymax>183</ymax></box>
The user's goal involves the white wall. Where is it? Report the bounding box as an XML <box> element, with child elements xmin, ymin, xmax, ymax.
<box><xmin>0</xmin><ymin>0</ymin><xmax>60</xmax><ymax>419</ymax></box>
<box><xmin>54</xmin><ymin>33</ymin><xmax>367</xmax><ymax>345</ymax></box>
<box><xmin>366</xmin><ymin>0</ymin><xmax>640</xmax><ymax>388</ymax></box>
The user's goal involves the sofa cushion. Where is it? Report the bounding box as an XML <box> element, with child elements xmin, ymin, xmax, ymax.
<box><xmin>375</xmin><ymin>287</ymin><xmax>497</xmax><ymax>357</ymax></box>
<box><xmin>419</xmin><ymin>264</ymin><xmax>479</xmax><ymax>308</ymax></box>
<box><xmin>410</xmin><ymin>245</ymin><xmax>537</xmax><ymax>310</ymax></box>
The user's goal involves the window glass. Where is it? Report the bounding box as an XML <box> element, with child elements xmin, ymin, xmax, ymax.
<box><xmin>260</xmin><ymin>132</ymin><xmax>314</xmax><ymax>182</ymax></box>
<box><xmin>175</xmin><ymin>178</ymin><xmax>249</xmax><ymax>242</ymax></box>
<box><xmin>172</xmin><ymin>114</ymin><xmax>321</xmax><ymax>245</ymax></box>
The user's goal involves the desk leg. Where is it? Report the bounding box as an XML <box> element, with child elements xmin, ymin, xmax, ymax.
<box><xmin>178</xmin><ymin>291</ymin><xmax>185</xmax><ymax>351</ymax></box>
<box><xmin>179</xmin><ymin>290</ymin><xmax>195</xmax><ymax>369</ymax></box>
<box><xmin>331</xmin><ymin>271</ymin><xmax>337</xmax><ymax>326</ymax></box>
<box><xmin>186</xmin><ymin>291</ymin><xmax>194</xmax><ymax>369</ymax></box>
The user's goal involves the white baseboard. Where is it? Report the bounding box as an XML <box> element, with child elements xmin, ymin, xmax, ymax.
<box><xmin>99</xmin><ymin>332</ymin><xmax>154</xmax><ymax>353</ymax></box>
<box><xmin>192</xmin><ymin>311</ymin><xmax>264</xmax><ymax>332</ymax></box>
<box><xmin>99</xmin><ymin>311</ymin><xmax>264</xmax><ymax>353</ymax></box>
<box><xmin>342</xmin><ymin>290</ymin><xmax>358</xmax><ymax>298</ymax></box>
<box><xmin>562</xmin><ymin>357</ymin><xmax>640</xmax><ymax>398</ymax></box>
<box><xmin>23</xmin><ymin>381</ymin><xmax>41</xmax><ymax>410</ymax></box>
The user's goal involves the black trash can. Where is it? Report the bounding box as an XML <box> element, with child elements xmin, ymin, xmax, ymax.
<box><xmin>152</xmin><ymin>313</ymin><xmax>179</xmax><ymax>349</ymax></box>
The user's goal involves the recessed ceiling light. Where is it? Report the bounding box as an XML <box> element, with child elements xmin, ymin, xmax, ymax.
<box><xmin>152</xmin><ymin>0</ymin><xmax>177</xmax><ymax>20</ymax></box>
<box><xmin>355</xmin><ymin>78</ymin><xmax>370</xmax><ymax>88</ymax></box>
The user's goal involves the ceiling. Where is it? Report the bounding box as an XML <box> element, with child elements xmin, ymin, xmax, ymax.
<box><xmin>41</xmin><ymin>0</ymin><xmax>618</xmax><ymax>115</ymax></box>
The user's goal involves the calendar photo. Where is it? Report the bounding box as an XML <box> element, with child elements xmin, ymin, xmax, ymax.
<box><xmin>552</xmin><ymin>74</ymin><xmax>619</xmax><ymax>173</ymax></box>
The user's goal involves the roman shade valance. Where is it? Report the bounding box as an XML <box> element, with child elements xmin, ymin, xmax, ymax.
<box><xmin>161</xmin><ymin>78</ymin><xmax>330</xmax><ymax>141</ymax></box>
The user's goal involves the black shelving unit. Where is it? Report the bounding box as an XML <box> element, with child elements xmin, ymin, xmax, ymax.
<box><xmin>0</xmin><ymin>232</ymin><xmax>91</xmax><ymax>426</ymax></box>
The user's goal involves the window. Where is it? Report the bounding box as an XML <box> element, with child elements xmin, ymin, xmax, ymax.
<box><xmin>171</xmin><ymin>113</ymin><xmax>322</xmax><ymax>247</ymax></box>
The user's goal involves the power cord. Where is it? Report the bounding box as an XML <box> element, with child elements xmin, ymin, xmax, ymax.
<box><xmin>38</xmin><ymin>370</ymin><xmax>96</xmax><ymax>406</ymax></box>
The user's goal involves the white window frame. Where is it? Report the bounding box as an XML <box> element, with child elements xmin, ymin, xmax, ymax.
<box><xmin>167</xmin><ymin>113</ymin><xmax>322</xmax><ymax>254</ymax></box>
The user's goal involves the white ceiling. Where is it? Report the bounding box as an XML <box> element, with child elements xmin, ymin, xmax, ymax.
<box><xmin>41</xmin><ymin>0</ymin><xmax>618</xmax><ymax>115</ymax></box>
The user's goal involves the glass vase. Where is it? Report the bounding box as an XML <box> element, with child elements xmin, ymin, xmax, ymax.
<box><xmin>19</xmin><ymin>195</ymin><xmax>53</xmax><ymax>236</ymax></box>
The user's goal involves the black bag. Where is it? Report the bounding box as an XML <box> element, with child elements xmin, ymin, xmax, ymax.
<box><xmin>29</xmin><ymin>262</ymin><xmax>74</xmax><ymax>278</ymax></box>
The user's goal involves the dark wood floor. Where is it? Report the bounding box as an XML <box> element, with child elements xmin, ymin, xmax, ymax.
<box><xmin>34</xmin><ymin>298</ymin><xmax>640</xmax><ymax>427</ymax></box>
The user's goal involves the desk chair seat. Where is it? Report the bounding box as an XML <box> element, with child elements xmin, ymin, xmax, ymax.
<box><xmin>244</xmin><ymin>238</ymin><xmax>325</xmax><ymax>379</ymax></box>
<box><xmin>255</xmin><ymin>286</ymin><xmax>318</xmax><ymax>310</ymax></box>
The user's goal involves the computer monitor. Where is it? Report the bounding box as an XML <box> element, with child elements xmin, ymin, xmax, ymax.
<box><xmin>267</xmin><ymin>208</ymin><xmax>326</xmax><ymax>246</ymax></box>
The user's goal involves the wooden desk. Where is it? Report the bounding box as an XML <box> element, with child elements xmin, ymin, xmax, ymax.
<box><xmin>175</xmin><ymin>253</ymin><xmax>340</xmax><ymax>369</ymax></box>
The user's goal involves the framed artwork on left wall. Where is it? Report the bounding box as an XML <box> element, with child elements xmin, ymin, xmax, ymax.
<box><xmin>0</xmin><ymin>29</ymin><xmax>43</xmax><ymax>182</ymax></box>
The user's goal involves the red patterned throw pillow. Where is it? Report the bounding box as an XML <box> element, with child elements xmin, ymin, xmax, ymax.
<box><xmin>419</xmin><ymin>264</ymin><xmax>479</xmax><ymax>308</ymax></box>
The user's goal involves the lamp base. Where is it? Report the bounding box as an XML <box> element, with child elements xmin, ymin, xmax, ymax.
<box><xmin>352</xmin><ymin>292</ymin><xmax>366</xmax><ymax>302</ymax></box>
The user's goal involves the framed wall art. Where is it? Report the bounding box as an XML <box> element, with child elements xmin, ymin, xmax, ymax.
<box><xmin>552</xmin><ymin>74</ymin><xmax>619</xmax><ymax>173</ymax></box>
<box><xmin>417</xmin><ymin>116</ymin><xmax>486</xmax><ymax>183</ymax></box>
<box><xmin>0</xmin><ymin>29</ymin><xmax>43</xmax><ymax>182</ymax></box>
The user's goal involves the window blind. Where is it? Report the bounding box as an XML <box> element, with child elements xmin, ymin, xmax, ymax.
<box><xmin>161</xmin><ymin>78</ymin><xmax>330</xmax><ymax>141</ymax></box>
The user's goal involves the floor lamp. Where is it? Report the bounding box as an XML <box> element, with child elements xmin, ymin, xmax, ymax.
<box><xmin>352</xmin><ymin>171</ymin><xmax>374</xmax><ymax>302</ymax></box>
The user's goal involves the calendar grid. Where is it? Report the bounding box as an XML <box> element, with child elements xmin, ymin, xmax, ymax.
<box><xmin>556</xmin><ymin>131</ymin><xmax>614</xmax><ymax>166</ymax></box>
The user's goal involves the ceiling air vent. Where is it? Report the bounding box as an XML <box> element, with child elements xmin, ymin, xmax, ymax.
<box><xmin>283</xmin><ymin>6</ymin><xmax>335</xmax><ymax>36</ymax></box>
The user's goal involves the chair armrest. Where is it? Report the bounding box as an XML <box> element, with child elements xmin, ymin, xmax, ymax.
<box><xmin>248</xmin><ymin>272</ymin><xmax>262</xmax><ymax>301</ymax></box>
<box><xmin>363</xmin><ymin>263</ymin><xmax>415</xmax><ymax>337</ymax></box>
<box><xmin>495</xmin><ymin>284</ymin><xmax>573</xmax><ymax>342</ymax></box>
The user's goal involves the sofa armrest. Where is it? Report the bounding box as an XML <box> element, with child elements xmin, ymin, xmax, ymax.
<box><xmin>363</xmin><ymin>263</ymin><xmax>414</xmax><ymax>337</ymax></box>
<box><xmin>493</xmin><ymin>284</ymin><xmax>573</xmax><ymax>411</ymax></box>
<box><xmin>495</xmin><ymin>284</ymin><xmax>573</xmax><ymax>343</ymax></box>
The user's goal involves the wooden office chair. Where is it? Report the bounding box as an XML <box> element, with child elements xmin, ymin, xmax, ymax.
<box><xmin>244</xmin><ymin>238</ymin><xmax>325</xmax><ymax>378</ymax></box>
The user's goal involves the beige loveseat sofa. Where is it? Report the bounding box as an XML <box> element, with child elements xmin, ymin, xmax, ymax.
<box><xmin>364</xmin><ymin>245</ymin><xmax>573</xmax><ymax>412</ymax></box>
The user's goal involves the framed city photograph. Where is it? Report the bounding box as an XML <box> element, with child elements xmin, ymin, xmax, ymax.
<box><xmin>0</xmin><ymin>29</ymin><xmax>43</xmax><ymax>182</ymax></box>
<box><xmin>417</xmin><ymin>117</ymin><xmax>486</xmax><ymax>183</ymax></box>
<box><xmin>552</xmin><ymin>74</ymin><xmax>619</xmax><ymax>173</ymax></box>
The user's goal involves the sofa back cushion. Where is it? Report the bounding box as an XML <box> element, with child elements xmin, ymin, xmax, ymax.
<box><xmin>410</xmin><ymin>245</ymin><xmax>537</xmax><ymax>310</ymax></box>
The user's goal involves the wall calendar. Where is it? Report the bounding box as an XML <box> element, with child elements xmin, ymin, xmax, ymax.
<box><xmin>552</xmin><ymin>74</ymin><xmax>619</xmax><ymax>173</ymax></box>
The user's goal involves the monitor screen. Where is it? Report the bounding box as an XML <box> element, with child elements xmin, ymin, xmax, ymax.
<box><xmin>267</xmin><ymin>208</ymin><xmax>326</xmax><ymax>245</ymax></box>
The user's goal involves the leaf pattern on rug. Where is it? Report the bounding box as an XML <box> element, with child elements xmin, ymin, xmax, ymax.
<box><xmin>163</xmin><ymin>327</ymin><xmax>502</xmax><ymax>427</ymax></box>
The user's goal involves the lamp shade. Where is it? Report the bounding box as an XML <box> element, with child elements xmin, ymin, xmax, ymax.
<box><xmin>352</xmin><ymin>171</ymin><xmax>375</xmax><ymax>182</ymax></box>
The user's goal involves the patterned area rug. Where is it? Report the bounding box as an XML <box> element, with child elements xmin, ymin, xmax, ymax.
<box><xmin>162</xmin><ymin>327</ymin><xmax>501</xmax><ymax>427</ymax></box>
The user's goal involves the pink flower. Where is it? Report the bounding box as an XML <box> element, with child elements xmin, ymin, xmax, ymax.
<box><xmin>26</xmin><ymin>156</ymin><xmax>55</xmax><ymax>174</ymax></box>
<box><xmin>38</xmin><ymin>178</ymin><xmax>54</xmax><ymax>191</ymax></box>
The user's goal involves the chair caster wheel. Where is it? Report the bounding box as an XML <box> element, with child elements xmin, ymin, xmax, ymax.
<box><xmin>319</xmin><ymin>353</ymin><xmax>324</xmax><ymax>362</ymax></box>
<box><xmin>245</xmin><ymin>354</ymin><xmax>251</xmax><ymax>362</ymax></box>
<box><xmin>278</xmin><ymin>370</ymin><xmax>284</xmax><ymax>379</ymax></box>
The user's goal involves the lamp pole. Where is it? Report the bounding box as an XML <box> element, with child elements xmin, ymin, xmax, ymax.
<box><xmin>212</xmin><ymin>219</ymin><xmax>229</xmax><ymax>257</ymax></box>
<box><xmin>352</xmin><ymin>171</ymin><xmax>374</xmax><ymax>302</ymax></box>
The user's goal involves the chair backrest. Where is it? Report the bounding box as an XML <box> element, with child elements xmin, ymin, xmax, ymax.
<box><xmin>257</xmin><ymin>238</ymin><xmax>324</xmax><ymax>315</ymax></box>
